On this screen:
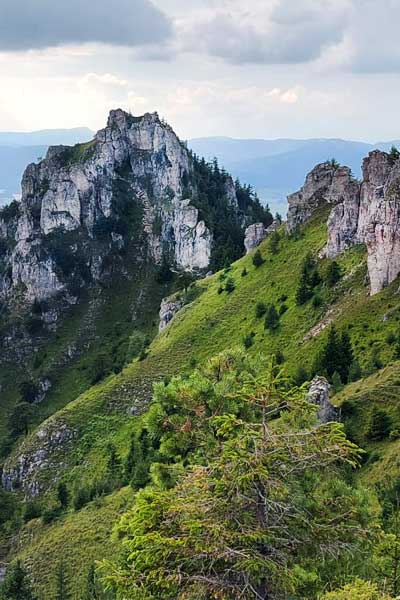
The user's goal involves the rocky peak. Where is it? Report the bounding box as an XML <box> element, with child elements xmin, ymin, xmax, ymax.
<box><xmin>287</xmin><ymin>162</ymin><xmax>358</xmax><ymax>233</ymax></box>
<box><xmin>289</xmin><ymin>151</ymin><xmax>400</xmax><ymax>295</ymax></box>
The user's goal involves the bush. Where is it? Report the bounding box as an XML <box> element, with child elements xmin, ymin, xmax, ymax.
<box><xmin>326</xmin><ymin>261</ymin><xmax>342</xmax><ymax>287</ymax></box>
<box><xmin>264</xmin><ymin>304</ymin><xmax>280</xmax><ymax>332</ymax></box>
<box><xmin>252</xmin><ymin>249</ymin><xmax>264</xmax><ymax>268</ymax></box>
<box><xmin>241</xmin><ymin>267</ymin><xmax>248</xmax><ymax>277</ymax></box>
<box><xmin>279</xmin><ymin>303</ymin><xmax>288</xmax><ymax>316</ymax></box>
<box><xmin>23</xmin><ymin>501</ymin><xmax>42</xmax><ymax>522</ymax></box>
<box><xmin>368</xmin><ymin>409</ymin><xmax>392</xmax><ymax>441</ymax></box>
<box><xmin>255</xmin><ymin>302</ymin><xmax>267</xmax><ymax>319</ymax></box>
<box><xmin>73</xmin><ymin>487</ymin><xmax>90</xmax><ymax>511</ymax></box>
<box><xmin>242</xmin><ymin>333</ymin><xmax>254</xmax><ymax>349</ymax></box>
<box><xmin>312</xmin><ymin>294</ymin><xmax>322</xmax><ymax>308</ymax></box>
<box><xmin>225</xmin><ymin>278</ymin><xmax>235</xmax><ymax>294</ymax></box>
<box><xmin>41</xmin><ymin>506</ymin><xmax>61</xmax><ymax>524</ymax></box>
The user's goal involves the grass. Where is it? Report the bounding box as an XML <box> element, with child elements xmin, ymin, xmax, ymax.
<box><xmin>6</xmin><ymin>208</ymin><xmax>400</xmax><ymax>596</ymax></box>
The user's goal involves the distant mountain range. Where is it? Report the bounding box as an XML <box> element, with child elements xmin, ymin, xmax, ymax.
<box><xmin>188</xmin><ymin>137</ymin><xmax>400</xmax><ymax>214</ymax></box>
<box><xmin>0</xmin><ymin>127</ymin><xmax>399</xmax><ymax>214</ymax></box>
<box><xmin>0</xmin><ymin>128</ymin><xmax>93</xmax><ymax>206</ymax></box>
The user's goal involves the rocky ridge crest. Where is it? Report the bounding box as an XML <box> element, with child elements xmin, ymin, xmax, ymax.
<box><xmin>287</xmin><ymin>151</ymin><xmax>400</xmax><ymax>295</ymax></box>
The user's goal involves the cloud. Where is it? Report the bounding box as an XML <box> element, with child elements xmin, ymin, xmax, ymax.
<box><xmin>0</xmin><ymin>0</ymin><xmax>172</xmax><ymax>51</ymax></box>
<box><xmin>330</xmin><ymin>0</ymin><xmax>400</xmax><ymax>73</ymax></box>
<box><xmin>181</xmin><ymin>0</ymin><xmax>350</xmax><ymax>65</ymax></box>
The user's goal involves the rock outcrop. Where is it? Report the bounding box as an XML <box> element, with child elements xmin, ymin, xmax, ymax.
<box><xmin>287</xmin><ymin>162</ymin><xmax>358</xmax><ymax>234</ymax></box>
<box><xmin>244</xmin><ymin>219</ymin><xmax>280</xmax><ymax>254</ymax></box>
<box><xmin>159</xmin><ymin>295</ymin><xmax>184</xmax><ymax>332</ymax></box>
<box><xmin>288</xmin><ymin>153</ymin><xmax>400</xmax><ymax>295</ymax></box>
<box><xmin>0</xmin><ymin>109</ymin><xmax>256</xmax><ymax>306</ymax></box>
<box><xmin>307</xmin><ymin>376</ymin><xmax>339</xmax><ymax>424</ymax></box>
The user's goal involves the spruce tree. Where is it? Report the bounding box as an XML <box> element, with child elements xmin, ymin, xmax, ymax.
<box><xmin>0</xmin><ymin>560</ymin><xmax>37</xmax><ymax>600</ymax></box>
<box><xmin>326</xmin><ymin>261</ymin><xmax>342</xmax><ymax>287</ymax></box>
<box><xmin>368</xmin><ymin>409</ymin><xmax>392</xmax><ymax>441</ymax></box>
<box><xmin>57</xmin><ymin>482</ymin><xmax>69</xmax><ymax>509</ymax></box>
<box><xmin>268</xmin><ymin>230</ymin><xmax>280</xmax><ymax>255</ymax></box>
<box><xmin>252</xmin><ymin>249</ymin><xmax>264</xmax><ymax>268</ymax></box>
<box><xmin>264</xmin><ymin>304</ymin><xmax>280</xmax><ymax>331</ymax></box>
<box><xmin>55</xmin><ymin>562</ymin><xmax>70</xmax><ymax>600</ymax></box>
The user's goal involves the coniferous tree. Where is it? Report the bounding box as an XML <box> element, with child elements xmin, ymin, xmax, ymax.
<box><xmin>264</xmin><ymin>304</ymin><xmax>280</xmax><ymax>331</ymax></box>
<box><xmin>55</xmin><ymin>562</ymin><xmax>71</xmax><ymax>600</ymax></box>
<box><xmin>0</xmin><ymin>560</ymin><xmax>37</xmax><ymax>600</ymax></box>
<box><xmin>252</xmin><ymin>249</ymin><xmax>264</xmax><ymax>268</ymax></box>
<box><xmin>57</xmin><ymin>482</ymin><xmax>69</xmax><ymax>509</ymax></box>
<box><xmin>368</xmin><ymin>409</ymin><xmax>392</xmax><ymax>441</ymax></box>
<box><xmin>268</xmin><ymin>230</ymin><xmax>280</xmax><ymax>255</ymax></box>
<box><xmin>326</xmin><ymin>261</ymin><xmax>342</xmax><ymax>287</ymax></box>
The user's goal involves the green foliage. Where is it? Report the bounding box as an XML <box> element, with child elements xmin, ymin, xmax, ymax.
<box><xmin>368</xmin><ymin>409</ymin><xmax>392</xmax><ymax>441</ymax></box>
<box><xmin>242</xmin><ymin>332</ymin><xmax>254</xmax><ymax>349</ymax></box>
<box><xmin>55</xmin><ymin>562</ymin><xmax>71</xmax><ymax>600</ymax></box>
<box><xmin>241</xmin><ymin>267</ymin><xmax>248</xmax><ymax>277</ymax></box>
<box><xmin>24</xmin><ymin>501</ymin><xmax>42</xmax><ymax>523</ymax></box>
<box><xmin>0</xmin><ymin>561</ymin><xmax>37</xmax><ymax>600</ymax></box>
<box><xmin>268</xmin><ymin>229</ymin><xmax>281</xmax><ymax>255</ymax></box>
<box><xmin>19</xmin><ymin>380</ymin><xmax>38</xmax><ymax>404</ymax></box>
<box><xmin>314</xmin><ymin>326</ymin><xmax>354</xmax><ymax>383</ymax></box>
<box><xmin>73</xmin><ymin>487</ymin><xmax>91</xmax><ymax>511</ymax></box>
<box><xmin>322</xmin><ymin>579</ymin><xmax>393</xmax><ymax>599</ymax></box>
<box><xmin>57</xmin><ymin>482</ymin><xmax>69</xmax><ymax>509</ymax></box>
<box><xmin>389</xmin><ymin>146</ymin><xmax>400</xmax><ymax>163</ymax></box>
<box><xmin>225</xmin><ymin>277</ymin><xmax>235</xmax><ymax>294</ymax></box>
<box><xmin>101</xmin><ymin>358</ymin><xmax>373</xmax><ymax>600</ymax></box>
<box><xmin>255</xmin><ymin>301</ymin><xmax>267</xmax><ymax>318</ymax></box>
<box><xmin>252</xmin><ymin>249</ymin><xmax>264</xmax><ymax>268</ymax></box>
<box><xmin>7</xmin><ymin>402</ymin><xmax>36</xmax><ymax>439</ymax></box>
<box><xmin>264</xmin><ymin>304</ymin><xmax>280</xmax><ymax>331</ymax></box>
<box><xmin>156</xmin><ymin>255</ymin><xmax>174</xmax><ymax>284</ymax></box>
<box><xmin>295</xmin><ymin>252</ymin><xmax>321</xmax><ymax>305</ymax></box>
<box><xmin>326</xmin><ymin>260</ymin><xmax>342</xmax><ymax>287</ymax></box>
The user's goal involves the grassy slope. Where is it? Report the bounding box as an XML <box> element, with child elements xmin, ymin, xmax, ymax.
<box><xmin>8</xmin><ymin>209</ymin><xmax>400</xmax><ymax>597</ymax></box>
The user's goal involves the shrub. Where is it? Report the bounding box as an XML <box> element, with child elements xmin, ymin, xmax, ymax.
<box><xmin>73</xmin><ymin>487</ymin><xmax>90</xmax><ymax>511</ymax></box>
<box><xmin>255</xmin><ymin>302</ymin><xmax>267</xmax><ymax>319</ymax></box>
<box><xmin>368</xmin><ymin>409</ymin><xmax>392</xmax><ymax>441</ymax></box>
<box><xmin>241</xmin><ymin>267</ymin><xmax>248</xmax><ymax>277</ymax></box>
<box><xmin>279</xmin><ymin>303</ymin><xmax>288</xmax><ymax>316</ymax></box>
<box><xmin>264</xmin><ymin>304</ymin><xmax>280</xmax><ymax>332</ymax></box>
<box><xmin>326</xmin><ymin>261</ymin><xmax>342</xmax><ymax>287</ymax></box>
<box><xmin>225</xmin><ymin>278</ymin><xmax>235</xmax><ymax>294</ymax></box>
<box><xmin>312</xmin><ymin>294</ymin><xmax>322</xmax><ymax>308</ymax></box>
<box><xmin>23</xmin><ymin>501</ymin><xmax>42</xmax><ymax>522</ymax></box>
<box><xmin>242</xmin><ymin>333</ymin><xmax>254</xmax><ymax>349</ymax></box>
<box><xmin>252</xmin><ymin>249</ymin><xmax>264</xmax><ymax>268</ymax></box>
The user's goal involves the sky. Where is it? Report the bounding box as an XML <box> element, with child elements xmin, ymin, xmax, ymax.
<box><xmin>1</xmin><ymin>0</ymin><xmax>400</xmax><ymax>141</ymax></box>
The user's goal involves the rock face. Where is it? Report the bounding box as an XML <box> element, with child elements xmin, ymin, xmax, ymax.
<box><xmin>244</xmin><ymin>219</ymin><xmax>280</xmax><ymax>254</ymax></box>
<box><xmin>307</xmin><ymin>377</ymin><xmax>339</xmax><ymax>424</ymax></box>
<box><xmin>288</xmin><ymin>153</ymin><xmax>400</xmax><ymax>295</ymax></box>
<box><xmin>0</xmin><ymin>109</ymin><xmax>252</xmax><ymax>306</ymax></box>
<box><xmin>159</xmin><ymin>295</ymin><xmax>184</xmax><ymax>332</ymax></box>
<box><xmin>287</xmin><ymin>162</ymin><xmax>358</xmax><ymax>234</ymax></box>
<box><xmin>2</xmin><ymin>421</ymin><xmax>76</xmax><ymax>496</ymax></box>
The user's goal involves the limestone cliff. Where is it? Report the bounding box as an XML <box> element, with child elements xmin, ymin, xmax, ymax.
<box><xmin>0</xmin><ymin>109</ymin><xmax>261</xmax><ymax>307</ymax></box>
<box><xmin>288</xmin><ymin>152</ymin><xmax>400</xmax><ymax>295</ymax></box>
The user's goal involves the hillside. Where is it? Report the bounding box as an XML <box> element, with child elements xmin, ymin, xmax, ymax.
<box><xmin>2</xmin><ymin>121</ymin><xmax>400</xmax><ymax>597</ymax></box>
<box><xmin>2</xmin><ymin>209</ymin><xmax>400</xmax><ymax>596</ymax></box>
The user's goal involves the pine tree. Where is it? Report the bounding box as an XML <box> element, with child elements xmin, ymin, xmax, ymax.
<box><xmin>368</xmin><ymin>409</ymin><xmax>392</xmax><ymax>441</ymax></box>
<box><xmin>0</xmin><ymin>560</ymin><xmax>37</xmax><ymax>600</ymax></box>
<box><xmin>83</xmin><ymin>564</ymin><xmax>102</xmax><ymax>600</ymax></box>
<box><xmin>326</xmin><ymin>261</ymin><xmax>342</xmax><ymax>287</ymax></box>
<box><xmin>55</xmin><ymin>562</ymin><xmax>70</xmax><ymax>600</ymax></box>
<box><xmin>348</xmin><ymin>359</ymin><xmax>362</xmax><ymax>382</ymax></box>
<box><xmin>264</xmin><ymin>304</ymin><xmax>280</xmax><ymax>331</ymax></box>
<box><xmin>252</xmin><ymin>249</ymin><xmax>264</xmax><ymax>268</ymax></box>
<box><xmin>295</xmin><ymin>271</ymin><xmax>311</xmax><ymax>305</ymax></box>
<box><xmin>57</xmin><ymin>482</ymin><xmax>69</xmax><ymax>509</ymax></box>
<box><xmin>268</xmin><ymin>230</ymin><xmax>280</xmax><ymax>255</ymax></box>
